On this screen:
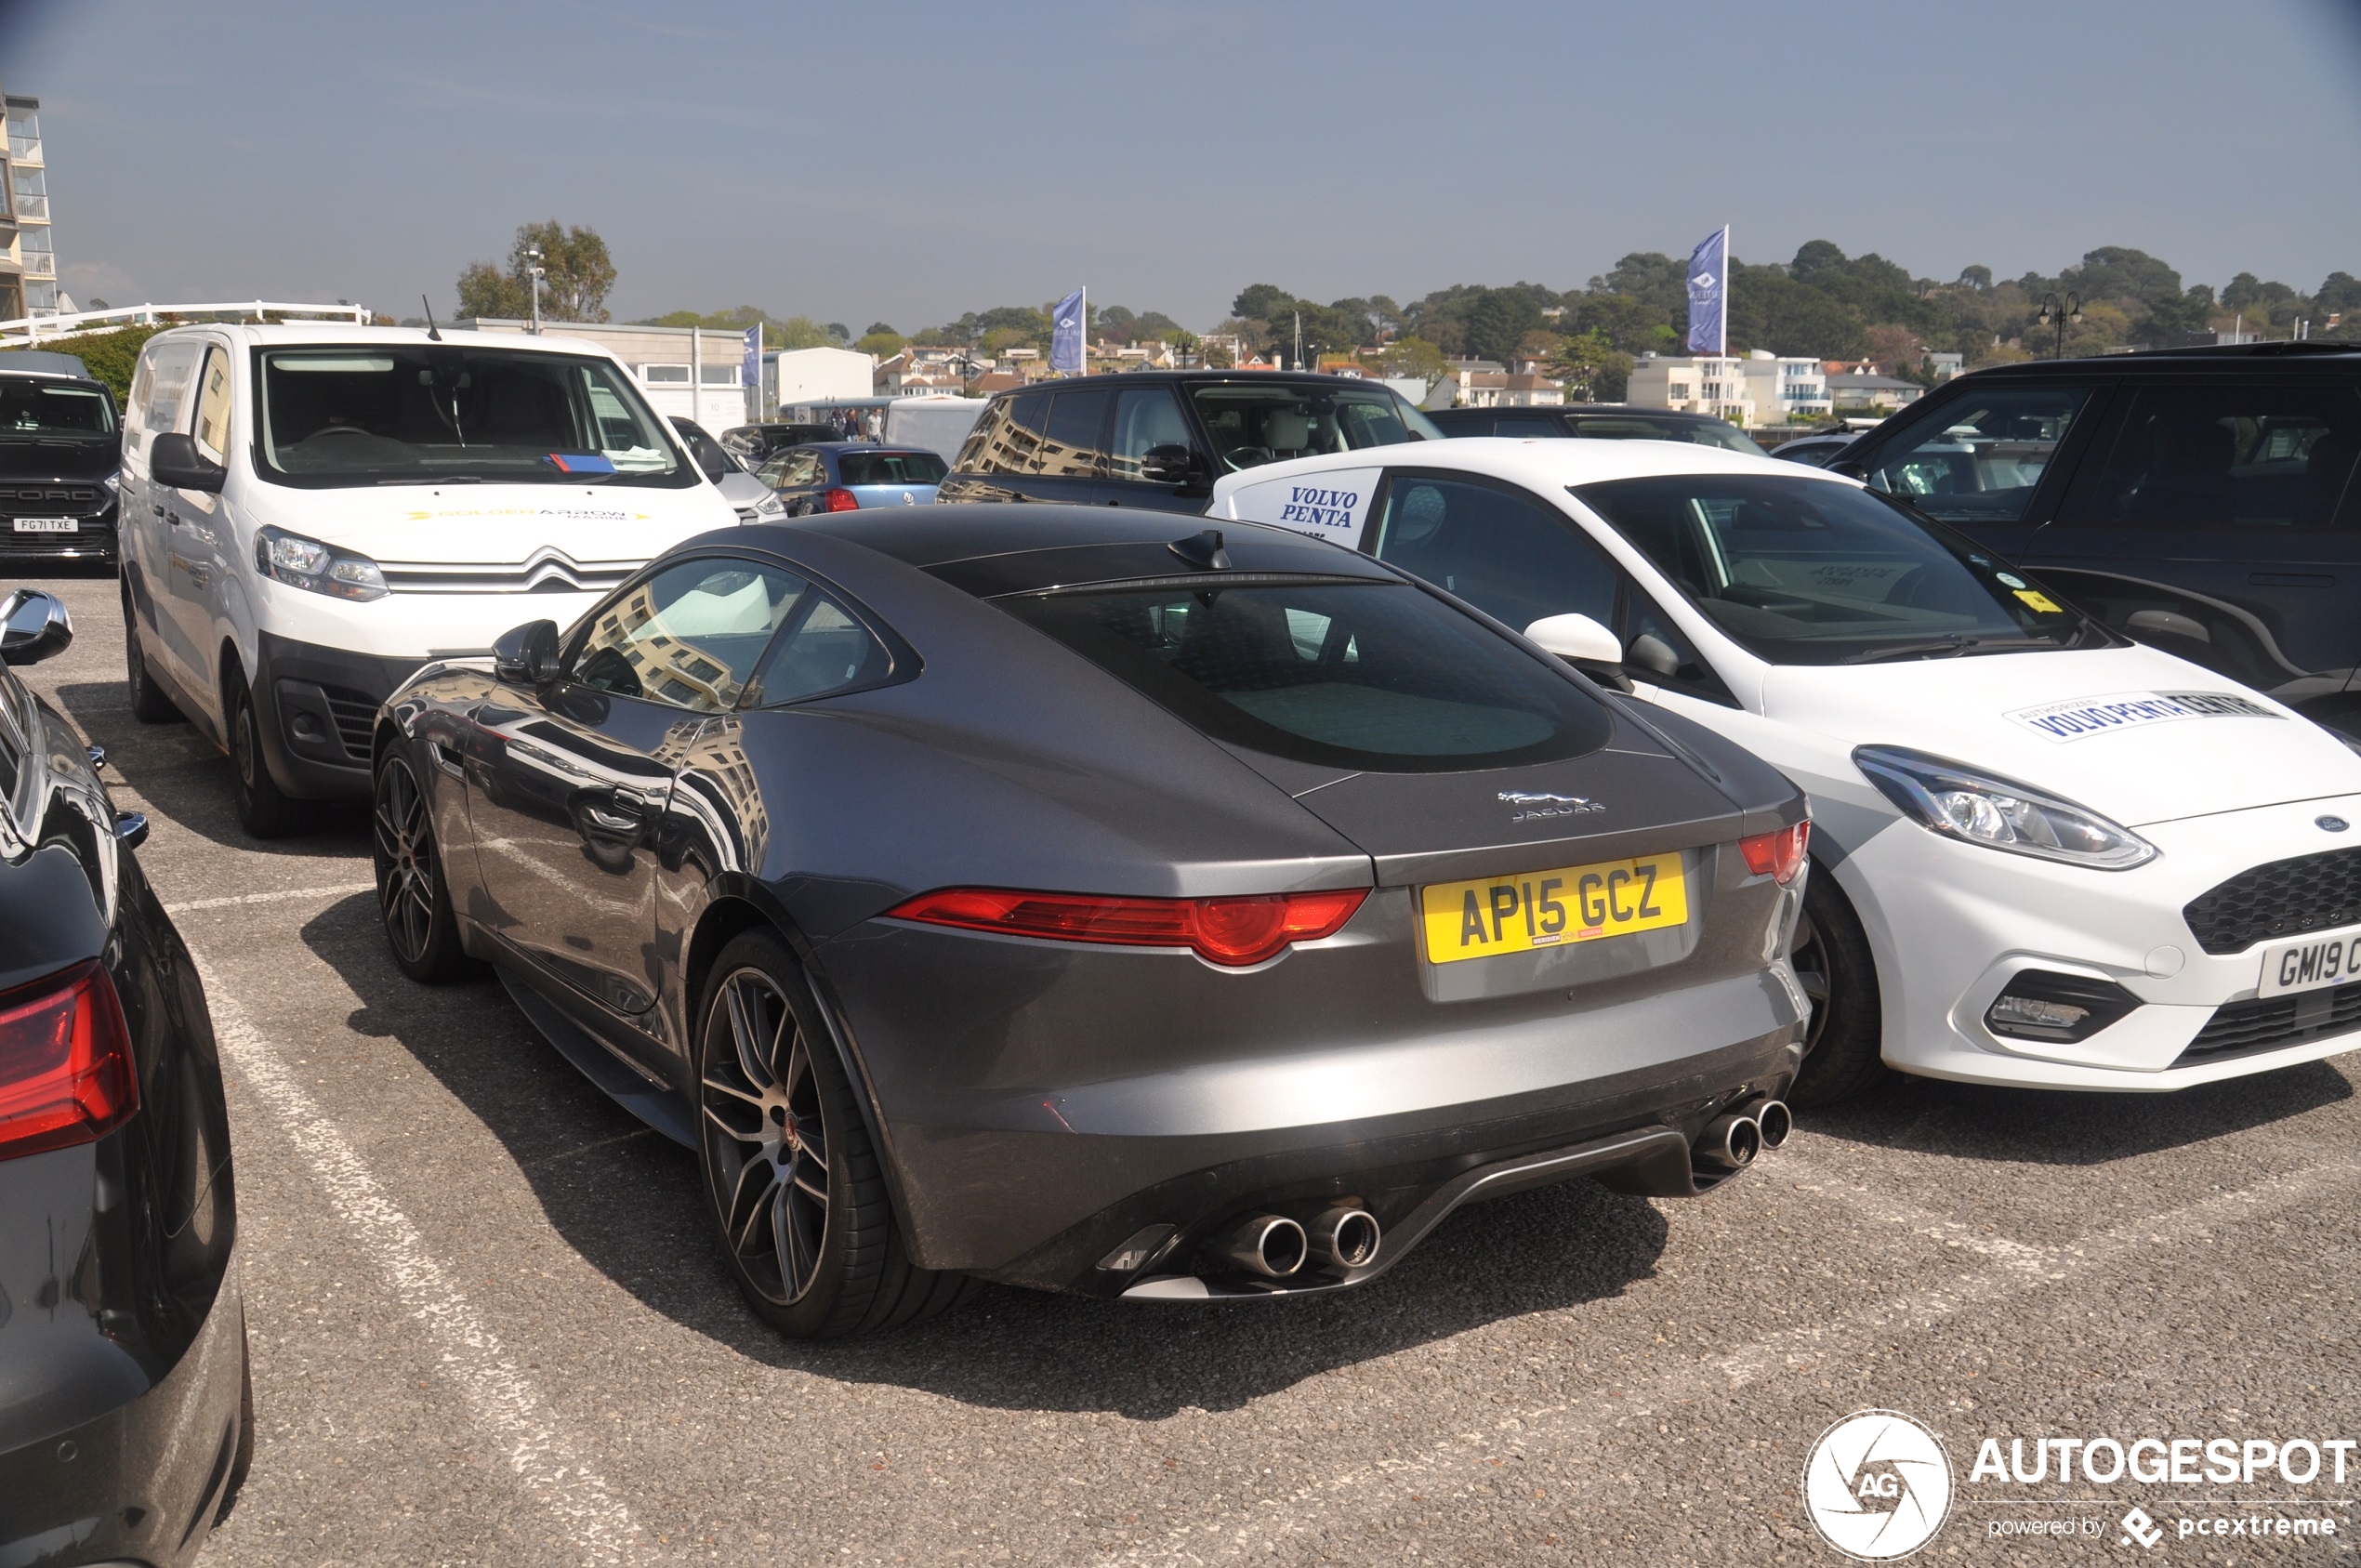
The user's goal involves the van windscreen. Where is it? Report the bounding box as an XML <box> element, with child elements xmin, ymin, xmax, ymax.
<box><xmin>254</xmin><ymin>347</ymin><xmax>693</xmax><ymax>489</ymax></box>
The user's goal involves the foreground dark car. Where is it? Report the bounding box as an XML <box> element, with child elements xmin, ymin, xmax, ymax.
<box><xmin>370</xmin><ymin>508</ymin><xmax>1810</xmax><ymax>1337</ymax></box>
<box><xmin>0</xmin><ymin>590</ymin><xmax>248</xmax><ymax>1561</ymax></box>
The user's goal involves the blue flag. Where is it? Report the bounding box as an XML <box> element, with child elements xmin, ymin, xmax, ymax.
<box><xmin>1686</xmin><ymin>228</ymin><xmax>1728</xmax><ymax>356</ymax></box>
<box><xmin>741</xmin><ymin>324</ymin><xmax>762</xmax><ymax>413</ymax></box>
<box><xmin>1049</xmin><ymin>288</ymin><xmax>1086</xmax><ymax>374</ymax></box>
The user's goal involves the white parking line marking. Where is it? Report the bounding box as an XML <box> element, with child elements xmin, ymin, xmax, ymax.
<box><xmin>165</xmin><ymin>882</ymin><xmax>376</xmax><ymax>914</ymax></box>
<box><xmin>1143</xmin><ymin>1148</ymin><xmax>2361</xmax><ymax>1563</ymax></box>
<box><xmin>196</xmin><ymin>956</ymin><xmax>646</xmax><ymax>1564</ymax></box>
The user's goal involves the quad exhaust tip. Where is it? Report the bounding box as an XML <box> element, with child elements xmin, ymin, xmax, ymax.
<box><xmin>1754</xmin><ymin>1099</ymin><xmax>1793</xmax><ymax>1151</ymax></box>
<box><xmin>1214</xmin><ymin>1213</ymin><xmax>1308</xmax><ymax>1278</ymax></box>
<box><xmin>1309</xmin><ymin>1206</ymin><xmax>1381</xmax><ymax>1272</ymax></box>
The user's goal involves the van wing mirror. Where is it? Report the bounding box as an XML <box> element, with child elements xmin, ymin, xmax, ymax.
<box><xmin>1523</xmin><ymin>613</ymin><xmax>1623</xmax><ymax>665</ymax></box>
<box><xmin>150</xmin><ymin>432</ymin><xmax>227</xmax><ymax>494</ymax></box>
<box><xmin>0</xmin><ymin>589</ymin><xmax>73</xmax><ymax>666</ymax></box>
<box><xmin>492</xmin><ymin>619</ymin><xmax>563</xmax><ymax>685</ymax></box>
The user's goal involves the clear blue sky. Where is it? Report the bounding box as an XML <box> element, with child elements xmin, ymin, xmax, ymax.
<box><xmin>4</xmin><ymin>0</ymin><xmax>2358</xmax><ymax>331</ymax></box>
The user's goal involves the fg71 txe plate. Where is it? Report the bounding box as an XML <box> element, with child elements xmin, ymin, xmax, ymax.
<box><xmin>1419</xmin><ymin>852</ymin><xmax>1686</xmax><ymax>966</ymax></box>
<box><xmin>2257</xmin><ymin>929</ymin><xmax>2361</xmax><ymax>998</ymax></box>
<box><xmin>10</xmin><ymin>517</ymin><xmax>75</xmax><ymax>533</ymax></box>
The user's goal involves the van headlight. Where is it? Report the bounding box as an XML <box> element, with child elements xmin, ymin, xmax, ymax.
<box><xmin>1853</xmin><ymin>744</ymin><xmax>2157</xmax><ymax>870</ymax></box>
<box><xmin>255</xmin><ymin>525</ymin><xmax>389</xmax><ymax>602</ymax></box>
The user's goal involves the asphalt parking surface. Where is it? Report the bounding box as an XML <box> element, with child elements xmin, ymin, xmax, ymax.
<box><xmin>15</xmin><ymin>568</ymin><xmax>2361</xmax><ymax>1565</ymax></box>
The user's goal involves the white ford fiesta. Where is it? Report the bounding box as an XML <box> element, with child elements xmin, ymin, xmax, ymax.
<box><xmin>117</xmin><ymin>324</ymin><xmax>742</xmax><ymax>837</ymax></box>
<box><xmin>1212</xmin><ymin>438</ymin><xmax>2361</xmax><ymax>1102</ymax></box>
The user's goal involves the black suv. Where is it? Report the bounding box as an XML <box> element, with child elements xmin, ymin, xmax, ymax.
<box><xmin>937</xmin><ymin>371</ymin><xmax>1441</xmax><ymax>513</ymax></box>
<box><xmin>1827</xmin><ymin>344</ymin><xmax>2361</xmax><ymax>731</ymax></box>
<box><xmin>1426</xmin><ymin>402</ymin><xmax>1768</xmax><ymax>455</ymax></box>
<box><xmin>0</xmin><ymin>358</ymin><xmax>123</xmax><ymax>570</ymax></box>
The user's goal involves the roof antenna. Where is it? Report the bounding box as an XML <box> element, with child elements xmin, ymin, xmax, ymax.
<box><xmin>1169</xmin><ymin>528</ymin><xmax>1232</xmax><ymax>571</ymax></box>
<box><xmin>420</xmin><ymin>294</ymin><xmax>443</xmax><ymax>342</ymax></box>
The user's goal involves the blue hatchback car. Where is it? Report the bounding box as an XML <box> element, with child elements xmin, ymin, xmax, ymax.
<box><xmin>754</xmin><ymin>442</ymin><xmax>948</xmax><ymax>515</ymax></box>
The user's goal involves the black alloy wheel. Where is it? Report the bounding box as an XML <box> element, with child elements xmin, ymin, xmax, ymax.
<box><xmin>226</xmin><ymin>671</ymin><xmax>314</xmax><ymax>839</ymax></box>
<box><xmin>371</xmin><ymin>750</ymin><xmax>477</xmax><ymax>982</ymax></box>
<box><xmin>694</xmin><ymin>929</ymin><xmax>974</xmax><ymax>1338</ymax></box>
<box><xmin>123</xmin><ymin>594</ymin><xmax>181</xmax><ymax>724</ymax></box>
<box><xmin>1784</xmin><ymin>868</ymin><xmax>1888</xmax><ymax>1107</ymax></box>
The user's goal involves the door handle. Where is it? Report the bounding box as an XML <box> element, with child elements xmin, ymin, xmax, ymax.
<box><xmin>580</xmin><ymin>802</ymin><xmax>640</xmax><ymax>834</ymax></box>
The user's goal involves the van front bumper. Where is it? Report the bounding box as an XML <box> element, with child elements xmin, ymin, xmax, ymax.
<box><xmin>250</xmin><ymin>630</ymin><xmax>436</xmax><ymax>799</ymax></box>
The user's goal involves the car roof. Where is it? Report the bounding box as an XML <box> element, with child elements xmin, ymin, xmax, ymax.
<box><xmin>1219</xmin><ymin>435</ymin><xmax>1850</xmax><ymax>493</ymax></box>
<box><xmin>785</xmin><ymin>502</ymin><xmax>1397</xmax><ymax>590</ymax></box>
<box><xmin>142</xmin><ymin>323</ymin><xmax>626</xmax><ymax>358</ymax></box>
<box><xmin>984</xmin><ymin>370</ymin><xmax>1393</xmax><ymax>395</ymax></box>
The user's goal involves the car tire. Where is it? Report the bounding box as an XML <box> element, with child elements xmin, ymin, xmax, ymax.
<box><xmin>694</xmin><ymin>929</ymin><xmax>975</xmax><ymax>1338</ymax></box>
<box><xmin>1785</xmin><ymin>867</ymin><xmax>1887</xmax><ymax>1107</ymax></box>
<box><xmin>371</xmin><ymin>747</ymin><xmax>481</xmax><ymax>983</ymax></box>
<box><xmin>123</xmin><ymin>597</ymin><xmax>182</xmax><ymax>724</ymax></box>
<box><xmin>226</xmin><ymin>668</ymin><xmax>316</xmax><ymax>839</ymax></box>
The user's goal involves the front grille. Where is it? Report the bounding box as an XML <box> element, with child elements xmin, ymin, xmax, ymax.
<box><xmin>321</xmin><ymin>685</ymin><xmax>379</xmax><ymax>758</ymax></box>
<box><xmin>0</xmin><ymin>484</ymin><xmax>102</xmax><ymax>509</ymax></box>
<box><xmin>2183</xmin><ymin>847</ymin><xmax>2361</xmax><ymax>955</ymax></box>
<box><xmin>377</xmin><ymin>560</ymin><xmax>635</xmax><ymax>595</ymax></box>
<box><xmin>2177</xmin><ymin>985</ymin><xmax>2361</xmax><ymax>1065</ymax></box>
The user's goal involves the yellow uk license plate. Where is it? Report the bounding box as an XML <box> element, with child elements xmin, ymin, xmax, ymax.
<box><xmin>1418</xmin><ymin>852</ymin><xmax>1687</xmax><ymax>965</ymax></box>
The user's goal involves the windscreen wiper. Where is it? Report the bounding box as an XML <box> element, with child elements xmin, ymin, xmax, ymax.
<box><xmin>378</xmin><ymin>474</ymin><xmax>485</xmax><ymax>484</ymax></box>
<box><xmin>1844</xmin><ymin>636</ymin><xmax>2057</xmax><ymax>665</ymax></box>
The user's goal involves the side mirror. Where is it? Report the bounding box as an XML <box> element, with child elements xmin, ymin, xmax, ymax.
<box><xmin>492</xmin><ymin>619</ymin><xmax>562</xmax><ymax>685</ymax></box>
<box><xmin>1523</xmin><ymin>613</ymin><xmax>1623</xmax><ymax>665</ymax></box>
<box><xmin>695</xmin><ymin>444</ymin><xmax>732</xmax><ymax>482</ymax></box>
<box><xmin>150</xmin><ymin>432</ymin><xmax>227</xmax><ymax>494</ymax></box>
<box><xmin>0</xmin><ymin>589</ymin><xmax>73</xmax><ymax>665</ymax></box>
<box><xmin>1141</xmin><ymin>443</ymin><xmax>1203</xmax><ymax>488</ymax></box>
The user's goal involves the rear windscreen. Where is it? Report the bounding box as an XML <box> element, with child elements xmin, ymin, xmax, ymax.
<box><xmin>838</xmin><ymin>450</ymin><xmax>946</xmax><ymax>485</ymax></box>
<box><xmin>1001</xmin><ymin>580</ymin><xmax>1612</xmax><ymax>772</ymax></box>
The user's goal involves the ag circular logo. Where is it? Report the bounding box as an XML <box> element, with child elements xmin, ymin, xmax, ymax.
<box><xmin>1801</xmin><ymin>1409</ymin><xmax>1953</xmax><ymax>1560</ymax></box>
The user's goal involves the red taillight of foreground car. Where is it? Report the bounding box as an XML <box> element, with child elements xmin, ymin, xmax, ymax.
<box><xmin>886</xmin><ymin>887</ymin><xmax>1369</xmax><ymax>967</ymax></box>
<box><xmin>1737</xmin><ymin>822</ymin><xmax>1811</xmax><ymax>886</ymax></box>
<box><xmin>821</xmin><ymin>487</ymin><xmax>861</xmax><ymax>512</ymax></box>
<box><xmin>0</xmin><ymin>959</ymin><xmax>139</xmax><ymax>1162</ymax></box>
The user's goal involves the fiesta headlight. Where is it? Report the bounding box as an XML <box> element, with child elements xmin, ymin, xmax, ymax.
<box><xmin>255</xmin><ymin>524</ymin><xmax>389</xmax><ymax>602</ymax></box>
<box><xmin>1853</xmin><ymin>744</ymin><xmax>2157</xmax><ymax>870</ymax></box>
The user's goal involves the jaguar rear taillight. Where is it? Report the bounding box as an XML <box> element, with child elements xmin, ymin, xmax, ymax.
<box><xmin>0</xmin><ymin>959</ymin><xmax>138</xmax><ymax>1162</ymax></box>
<box><xmin>886</xmin><ymin>887</ymin><xmax>1368</xmax><ymax>967</ymax></box>
<box><xmin>822</xmin><ymin>487</ymin><xmax>860</xmax><ymax>512</ymax></box>
<box><xmin>1737</xmin><ymin>822</ymin><xmax>1811</xmax><ymax>885</ymax></box>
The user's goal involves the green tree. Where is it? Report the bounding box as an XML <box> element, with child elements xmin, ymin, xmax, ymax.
<box><xmin>1548</xmin><ymin>330</ymin><xmax>1632</xmax><ymax>401</ymax></box>
<box><xmin>1377</xmin><ymin>336</ymin><xmax>1448</xmax><ymax>385</ymax></box>
<box><xmin>1463</xmin><ymin>288</ymin><xmax>1545</xmax><ymax>362</ymax></box>
<box><xmin>457</xmin><ymin>220</ymin><xmax>615</xmax><ymax>323</ymax></box>
<box><xmin>855</xmin><ymin>331</ymin><xmax>907</xmax><ymax>357</ymax></box>
<box><xmin>1232</xmin><ymin>283</ymin><xmax>1295</xmax><ymax>322</ymax></box>
<box><xmin>48</xmin><ymin>323</ymin><xmax>165</xmax><ymax>402</ymax></box>
<box><xmin>770</xmin><ymin>316</ymin><xmax>836</xmax><ymax>350</ymax></box>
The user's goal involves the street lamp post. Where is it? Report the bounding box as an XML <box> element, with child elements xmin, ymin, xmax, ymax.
<box><xmin>2036</xmin><ymin>291</ymin><xmax>2081</xmax><ymax>360</ymax></box>
<box><xmin>526</xmin><ymin>244</ymin><xmax>546</xmax><ymax>334</ymax></box>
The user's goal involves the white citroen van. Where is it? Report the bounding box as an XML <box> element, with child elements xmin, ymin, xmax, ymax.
<box><xmin>117</xmin><ymin>325</ymin><xmax>742</xmax><ymax>835</ymax></box>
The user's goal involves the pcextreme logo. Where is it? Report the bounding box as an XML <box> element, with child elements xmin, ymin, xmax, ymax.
<box><xmin>1802</xmin><ymin>1410</ymin><xmax>1955</xmax><ymax>1561</ymax></box>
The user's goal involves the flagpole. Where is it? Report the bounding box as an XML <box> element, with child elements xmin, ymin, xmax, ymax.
<box><xmin>1718</xmin><ymin>226</ymin><xmax>1730</xmax><ymax>358</ymax></box>
<box><xmin>1079</xmin><ymin>285</ymin><xmax>1087</xmax><ymax>377</ymax></box>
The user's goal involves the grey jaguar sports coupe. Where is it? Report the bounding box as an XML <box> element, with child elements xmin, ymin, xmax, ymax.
<box><xmin>370</xmin><ymin>507</ymin><xmax>1812</xmax><ymax>1337</ymax></box>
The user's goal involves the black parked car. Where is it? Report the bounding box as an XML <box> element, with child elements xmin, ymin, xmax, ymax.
<box><xmin>720</xmin><ymin>422</ymin><xmax>845</xmax><ymax>467</ymax></box>
<box><xmin>1426</xmin><ymin>403</ymin><xmax>1768</xmax><ymax>455</ymax></box>
<box><xmin>1827</xmin><ymin>342</ymin><xmax>2361</xmax><ymax>734</ymax></box>
<box><xmin>0</xmin><ymin>589</ymin><xmax>249</xmax><ymax>1561</ymax></box>
<box><xmin>0</xmin><ymin>357</ymin><xmax>124</xmax><ymax>571</ymax></box>
<box><xmin>369</xmin><ymin>508</ymin><xmax>1810</xmax><ymax>1337</ymax></box>
<box><xmin>938</xmin><ymin>371</ymin><xmax>1443</xmax><ymax>513</ymax></box>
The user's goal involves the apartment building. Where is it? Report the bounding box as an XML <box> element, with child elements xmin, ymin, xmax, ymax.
<box><xmin>1626</xmin><ymin>349</ymin><xmax>1828</xmax><ymax>426</ymax></box>
<box><xmin>0</xmin><ymin>91</ymin><xmax>61</xmax><ymax>320</ymax></box>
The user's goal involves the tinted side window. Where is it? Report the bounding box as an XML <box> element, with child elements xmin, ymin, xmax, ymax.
<box><xmin>1108</xmin><ymin>387</ymin><xmax>1197</xmax><ymax>481</ymax></box>
<box><xmin>573</xmin><ymin>559</ymin><xmax>806</xmax><ymax>713</ymax></box>
<box><xmin>137</xmin><ymin>341</ymin><xmax>201</xmax><ymax>454</ymax></box>
<box><xmin>1492</xmin><ymin>415</ymin><xmax>1561</xmax><ymax>438</ymax></box>
<box><xmin>1369</xmin><ymin>475</ymin><xmax>1618</xmax><ymax>638</ymax></box>
<box><xmin>1038</xmin><ymin>389</ymin><xmax>1111</xmax><ymax>477</ymax></box>
<box><xmin>2058</xmin><ymin>383</ymin><xmax>2361</xmax><ymax>532</ymax></box>
<box><xmin>1861</xmin><ymin>386</ymin><xmax>2094</xmax><ymax>523</ymax></box>
<box><xmin>191</xmin><ymin>347</ymin><xmax>234</xmax><ymax>464</ymax></box>
<box><xmin>747</xmin><ymin>592</ymin><xmax>895</xmax><ymax>705</ymax></box>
